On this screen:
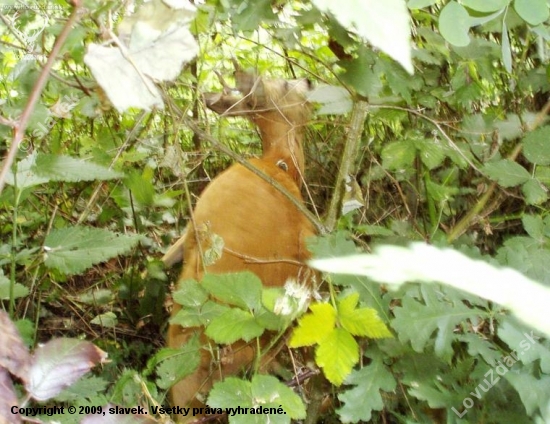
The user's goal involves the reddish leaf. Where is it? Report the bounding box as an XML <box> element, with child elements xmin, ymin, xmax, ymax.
<box><xmin>0</xmin><ymin>311</ymin><xmax>31</xmax><ymax>382</ymax></box>
<box><xmin>0</xmin><ymin>368</ymin><xmax>20</xmax><ymax>424</ymax></box>
<box><xmin>26</xmin><ymin>338</ymin><xmax>107</xmax><ymax>401</ymax></box>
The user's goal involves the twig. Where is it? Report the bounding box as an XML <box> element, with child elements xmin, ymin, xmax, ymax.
<box><xmin>0</xmin><ymin>4</ymin><xmax>82</xmax><ymax>194</ymax></box>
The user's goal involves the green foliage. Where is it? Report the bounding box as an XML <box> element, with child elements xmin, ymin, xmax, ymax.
<box><xmin>290</xmin><ymin>294</ymin><xmax>391</xmax><ymax>385</ymax></box>
<box><xmin>44</xmin><ymin>227</ymin><xmax>142</xmax><ymax>275</ymax></box>
<box><xmin>208</xmin><ymin>375</ymin><xmax>307</xmax><ymax>423</ymax></box>
<box><xmin>3</xmin><ymin>0</ymin><xmax>550</xmax><ymax>422</ymax></box>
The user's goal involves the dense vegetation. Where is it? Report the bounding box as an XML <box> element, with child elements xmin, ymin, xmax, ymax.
<box><xmin>1</xmin><ymin>0</ymin><xmax>550</xmax><ymax>423</ymax></box>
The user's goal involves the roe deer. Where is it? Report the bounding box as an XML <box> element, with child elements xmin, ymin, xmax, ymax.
<box><xmin>163</xmin><ymin>71</ymin><xmax>316</xmax><ymax>419</ymax></box>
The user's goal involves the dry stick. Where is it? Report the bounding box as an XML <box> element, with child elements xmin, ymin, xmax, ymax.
<box><xmin>0</xmin><ymin>5</ymin><xmax>82</xmax><ymax>195</ymax></box>
<box><xmin>448</xmin><ymin>99</ymin><xmax>550</xmax><ymax>242</ymax></box>
<box><xmin>324</xmin><ymin>100</ymin><xmax>369</xmax><ymax>232</ymax></box>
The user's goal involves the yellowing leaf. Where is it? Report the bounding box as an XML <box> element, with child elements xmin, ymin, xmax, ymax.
<box><xmin>289</xmin><ymin>302</ymin><xmax>335</xmax><ymax>348</ymax></box>
<box><xmin>338</xmin><ymin>293</ymin><xmax>392</xmax><ymax>339</ymax></box>
<box><xmin>316</xmin><ymin>328</ymin><xmax>358</xmax><ymax>385</ymax></box>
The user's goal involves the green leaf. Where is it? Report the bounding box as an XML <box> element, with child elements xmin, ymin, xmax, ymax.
<box><xmin>289</xmin><ymin>302</ymin><xmax>336</xmax><ymax>347</ymax></box>
<box><xmin>308</xmin><ymin>85</ymin><xmax>352</xmax><ymax>115</ymax></box>
<box><xmin>313</xmin><ymin>0</ymin><xmax>413</xmax><ymax>73</ymax></box>
<box><xmin>514</xmin><ymin>0</ymin><xmax>549</xmax><ymax>26</ymax></box>
<box><xmin>5</xmin><ymin>153</ymin><xmax>49</xmax><ymax>189</ymax></box>
<box><xmin>392</xmin><ymin>285</ymin><xmax>475</xmax><ymax>360</ymax></box>
<box><xmin>250</xmin><ymin>375</ymin><xmax>306</xmax><ymax>420</ymax></box>
<box><xmin>202</xmin><ymin>272</ymin><xmax>263</xmax><ymax>310</ymax></box>
<box><xmin>415</xmin><ymin>138</ymin><xmax>447</xmax><ymax>169</ymax></box>
<box><xmin>90</xmin><ymin>312</ymin><xmax>117</xmax><ymax>328</ymax></box>
<box><xmin>44</xmin><ymin>227</ymin><xmax>142</xmax><ymax>275</ymax></box>
<box><xmin>205</xmin><ymin>308</ymin><xmax>264</xmax><ymax>343</ymax></box>
<box><xmin>154</xmin><ymin>336</ymin><xmax>201</xmax><ymax>389</ymax></box>
<box><xmin>338</xmin><ymin>352</ymin><xmax>396</xmax><ymax>422</ymax></box>
<box><xmin>337</xmin><ymin>293</ymin><xmax>392</xmax><ymax>338</ymax></box>
<box><xmin>522</xmin><ymin>178</ymin><xmax>547</xmax><ymax>205</ymax></box>
<box><xmin>498</xmin><ymin>319</ymin><xmax>550</xmax><ymax>373</ymax></box>
<box><xmin>208</xmin><ymin>375</ymin><xmax>306</xmax><ymax>423</ymax></box>
<box><xmin>173</xmin><ymin>279</ymin><xmax>208</xmax><ymax>308</ymax></box>
<box><xmin>0</xmin><ymin>272</ymin><xmax>29</xmax><ymax>300</ymax></box>
<box><xmin>523</xmin><ymin>126</ymin><xmax>550</xmax><ymax>165</ymax></box>
<box><xmin>439</xmin><ymin>2</ymin><xmax>471</xmax><ymax>47</ymax></box>
<box><xmin>483</xmin><ymin>159</ymin><xmax>531</xmax><ymax>187</ymax></box>
<box><xmin>381</xmin><ymin>140</ymin><xmax>417</xmax><ymax>171</ymax></box>
<box><xmin>462</xmin><ymin>0</ymin><xmax>510</xmax><ymax>12</ymax></box>
<box><xmin>125</xmin><ymin>168</ymin><xmax>155</xmax><ymax>206</ymax></box>
<box><xmin>311</xmin><ymin>243</ymin><xmax>550</xmax><ymax>338</ymax></box>
<box><xmin>33</xmin><ymin>153</ymin><xmax>123</xmax><ymax>182</ymax></box>
<box><xmin>208</xmin><ymin>377</ymin><xmax>253</xmax><ymax>408</ymax></box>
<box><xmin>504</xmin><ymin>370</ymin><xmax>550</xmax><ymax>416</ymax></box>
<box><xmin>231</xmin><ymin>0</ymin><xmax>277</xmax><ymax>31</ymax></box>
<box><xmin>522</xmin><ymin>215</ymin><xmax>544</xmax><ymax>240</ymax></box>
<box><xmin>316</xmin><ymin>328</ymin><xmax>359</xmax><ymax>385</ymax></box>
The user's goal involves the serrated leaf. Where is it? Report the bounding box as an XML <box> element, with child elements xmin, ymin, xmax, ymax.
<box><xmin>522</xmin><ymin>215</ymin><xmax>544</xmax><ymax>240</ymax></box>
<box><xmin>171</xmin><ymin>300</ymin><xmax>229</xmax><ymax>328</ymax></box>
<box><xmin>154</xmin><ymin>335</ymin><xmax>201</xmax><ymax>389</ymax></box>
<box><xmin>289</xmin><ymin>302</ymin><xmax>336</xmax><ymax>347</ymax></box>
<box><xmin>316</xmin><ymin>328</ymin><xmax>358</xmax><ymax>385</ymax></box>
<box><xmin>337</xmin><ymin>352</ymin><xmax>396</xmax><ymax>422</ymax></box>
<box><xmin>5</xmin><ymin>152</ymin><xmax>49</xmax><ymax>189</ymax></box>
<box><xmin>27</xmin><ymin>338</ymin><xmax>107</xmax><ymax>401</ymax></box>
<box><xmin>310</xmin><ymin>243</ymin><xmax>550</xmax><ymax>337</ymax></box>
<box><xmin>208</xmin><ymin>377</ymin><xmax>252</xmax><ymax>409</ymax></box>
<box><xmin>202</xmin><ymin>272</ymin><xmax>262</xmax><ymax>310</ymax></box>
<box><xmin>338</xmin><ymin>293</ymin><xmax>392</xmax><ymax>338</ymax></box>
<box><xmin>173</xmin><ymin>279</ymin><xmax>208</xmax><ymax>308</ymax></box>
<box><xmin>522</xmin><ymin>179</ymin><xmax>548</xmax><ymax>205</ymax></box>
<box><xmin>205</xmin><ymin>308</ymin><xmax>264</xmax><ymax>344</ymax></box>
<box><xmin>483</xmin><ymin>159</ymin><xmax>530</xmax><ymax>187</ymax></box>
<box><xmin>439</xmin><ymin>2</ymin><xmax>471</xmax><ymax>46</ymax></box>
<box><xmin>504</xmin><ymin>370</ymin><xmax>550</xmax><ymax>417</ymax></box>
<box><xmin>514</xmin><ymin>0</ymin><xmax>549</xmax><ymax>26</ymax></box>
<box><xmin>250</xmin><ymin>375</ymin><xmax>306</xmax><ymax>420</ymax></box>
<box><xmin>381</xmin><ymin>140</ymin><xmax>416</xmax><ymax>171</ymax></box>
<box><xmin>523</xmin><ymin>126</ymin><xmax>550</xmax><ymax>165</ymax></box>
<box><xmin>415</xmin><ymin>138</ymin><xmax>447</xmax><ymax>169</ymax></box>
<box><xmin>313</xmin><ymin>0</ymin><xmax>413</xmax><ymax>73</ymax></box>
<box><xmin>44</xmin><ymin>227</ymin><xmax>142</xmax><ymax>275</ymax></box>
<box><xmin>498</xmin><ymin>320</ymin><xmax>550</xmax><ymax>373</ymax></box>
<box><xmin>392</xmin><ymin>286</ymin><xmax>476</xmax><ymax>360</ymax></box>
<box><xmin>54</xmin><ymin>375</ymin><xmax>109</xmax><ymax>402</ymax></box>
<box><xmin>33</xmin><ymin>154</ymin><xmax>123</xmax><ymax>182</ymax></box>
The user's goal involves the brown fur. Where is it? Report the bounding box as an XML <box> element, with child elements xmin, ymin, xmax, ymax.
<box><xmin>164</xmin><ymin>72</ymin><xmax>315</xmax><ymax>420</ymax></box>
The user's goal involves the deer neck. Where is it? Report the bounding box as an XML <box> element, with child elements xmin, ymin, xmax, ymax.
<box><xmin>254</xmin><ymin>114</ymin><xmax>305</xmax><ymax>187</ymax></box>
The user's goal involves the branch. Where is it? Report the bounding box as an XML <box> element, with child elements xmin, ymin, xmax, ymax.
<box><xmin>324</xmin><ymin>100</ymin><xmax>368</xmax><ymax>231</ymax></box>
<box><xmin>0</xmin><ymin>4</ymin><xmax>82</xmax><ymax>194</ymax></box>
